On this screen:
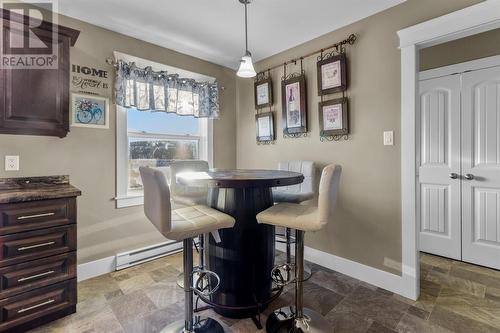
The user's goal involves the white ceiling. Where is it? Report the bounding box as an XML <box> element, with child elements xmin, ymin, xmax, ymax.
<box><xmin>56</xmin><ymin>0</ymin><xmax>405</xmax><ymax>69</ymax></box>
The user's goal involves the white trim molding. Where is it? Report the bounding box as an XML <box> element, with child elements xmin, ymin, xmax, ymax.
<box><xmin>276</xmin><ymin>243</ymin><xmax>414</xmax><ymax>299</ymax></box>
<box><xmin>397</xmin><ymin>0</ymin><xmax>500</xmax><ymax>301</ymax></box>
<box><xmin>419</xmin><ymin>54</ymin><xmax>500</xmax><ymax>81</ymax></box>
<box><xmin>77</xmin><ymin>241</ymin><xmax>183</xmax><ymax>282</ymax></box>
<box><xmin>77</xmin><ymin>256</ymin><xmax>116</xmax><ymax>282</ymax></box>
<box><xmin>398</xmin><ymin>0</ymin><xmax>500</xmax><ymax>49</ymax></box>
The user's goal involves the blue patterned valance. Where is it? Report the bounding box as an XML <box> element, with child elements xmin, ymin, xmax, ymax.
<box><xmin>114</xmin><ymin>60</ymin><xmax>219</xmax><ymax>118</ymax></box>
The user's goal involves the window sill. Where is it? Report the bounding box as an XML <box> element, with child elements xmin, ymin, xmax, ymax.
<box><xmin>115</xmin><ymin>194</ymin><xmax>144</xmax><ymax>208</ymax></box>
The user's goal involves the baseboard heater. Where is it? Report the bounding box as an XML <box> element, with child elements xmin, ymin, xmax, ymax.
<box><xmin>115</xmin><ymin>240</ymin><xmax>183</xmax><ymax>270</ymax></box>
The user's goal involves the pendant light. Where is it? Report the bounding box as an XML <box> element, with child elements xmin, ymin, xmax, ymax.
<box><xmin>236</xmin><ymin>0</ymin><xmax>256</xmax><ymax>78</ymax></box>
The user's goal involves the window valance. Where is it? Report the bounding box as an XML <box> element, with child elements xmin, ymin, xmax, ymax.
<box><xmin>114</xmin><ymin>60</ymin><xmax>219</xmax><ymax>119</ymax></box>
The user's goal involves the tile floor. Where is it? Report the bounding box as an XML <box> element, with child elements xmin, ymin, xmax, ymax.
<box><xmin>28</xmin><ymin>252</ymin><xmax>500</xmax><ymax>333</ymax></box>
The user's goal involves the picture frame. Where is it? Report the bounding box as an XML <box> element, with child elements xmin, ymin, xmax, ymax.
<box><xmin>255</xmin><ymin>112</ymin><xmax>275</xmax><ymax>142</ymax></box>
<box><xmin>71</xmin><ymin>93</ymin><xmax>109</xmax><ymax>129</ymax></box>
<box><xmin>319</xmin><ymin>97</ymin><xmax>348</xmax><ymax>136</ymax></box>
<box><xmin>281</xmin><ymin>74</ymin><xmax>307</xmax><ymax>135</ymax></box>
<box><xmin>254</xmin><ymin>77</ymin><xmax>273</xmax><ymax>109</ymax></box>
<box><xmin>317</xmin><ymin>53</ymin><xmax>347</xmax><ymax>95</ymax></box>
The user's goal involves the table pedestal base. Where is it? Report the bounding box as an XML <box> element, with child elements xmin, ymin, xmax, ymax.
<box><xmin>207</xmin><ymin>187</ymin><xmax>275</xmax><ymax>318</ymax></box>
<box><xmin>160</xmin><ymin>318</ymin><xmax>224</xmax><ymax>333</ymax></box>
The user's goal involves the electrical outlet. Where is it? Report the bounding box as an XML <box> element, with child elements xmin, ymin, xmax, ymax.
<box><xmin>5</xmin><ymin>155</ymin><xmax>19</xmax><ymax>171</ymax></box>
<box><xmin>383</xmin><ymin>131</ymin><xmax>394</xmax><ymax>146</ymax></box>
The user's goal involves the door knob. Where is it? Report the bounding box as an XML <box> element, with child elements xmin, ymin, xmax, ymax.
<box><xmin>465</xmin><ymin>174</ymin><xmax>474</xmax><ymax>180</ymax></box>
<box><xmin>449</xmin><ymin>173</ymin><xmax>459</xmax><ymax>179</ymax></box>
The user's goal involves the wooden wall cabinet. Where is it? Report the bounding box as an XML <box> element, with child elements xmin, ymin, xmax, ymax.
<box><xmin>0</xmin><ymin>10</ymin><xmax>80</xmax><ymax>138</ymax></box>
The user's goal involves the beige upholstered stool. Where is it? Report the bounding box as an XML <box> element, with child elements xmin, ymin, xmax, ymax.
<box><xmin>140</xmin><ymin>166</ymin><xmax>235</xmax><ymax>333</ymax></box>
<box><xmin>169</xmin><ymin>160</ymin><xmax>209</xmax><ymax>206</ymax></box>
<box><xmin>257</xmin><ymin>164</ymin><xmax>341</xmax><ymax>333</ymax></box>
<box><xmin>273</xmin><ymin>161</ymin><xmax>316</xmax><ymax>273</ymax></box>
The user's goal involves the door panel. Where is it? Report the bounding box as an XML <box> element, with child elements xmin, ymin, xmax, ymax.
<box><xmin>462</xmin><ymin>66</ymin><xmax>500</xmax><ymax>269</ymax></box>
<box><xmin>418</xmin><ymin>75</ymin><xmax>461</xmax><ymax>259</ymax></box>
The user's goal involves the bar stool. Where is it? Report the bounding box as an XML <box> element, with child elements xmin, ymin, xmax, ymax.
<box><xmin>140</xmin><ymin>166</ymin><xmax>235</xmax><ymax>333</ymax></box>
<box><xmin>169</xmin><ymin>160</ymin><xmax>211</xmax><ymax>278</ymax></box>
<box><xmin>257</xmin><ymin>164</ymin><xmax>341</xmax><ymax>333</ymax></box>
<box><xmin>169</xmin><ymin>160</ymin><xmax>209</xmax><ymax>206</ymax></box>
<box><xmin>273</xmin><ymin>161</ymin><xmax>315</xmax><ymax>278</ymax></box>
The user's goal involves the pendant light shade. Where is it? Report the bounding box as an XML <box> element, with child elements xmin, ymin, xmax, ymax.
<box><xmin>237</xmin><ymin>51</ymin><xmax>256</xmax><ymax>78</ymax></box>
<box><xmin>236</xmin><ymin>0</ymin><xmax>256</xmax><ymax>78</ymax></box>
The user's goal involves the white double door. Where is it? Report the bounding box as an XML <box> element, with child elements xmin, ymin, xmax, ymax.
<box><xmin>418</xmin><ymin>65</ymin><xmax>500</xmax><ymax>269</ymax></box>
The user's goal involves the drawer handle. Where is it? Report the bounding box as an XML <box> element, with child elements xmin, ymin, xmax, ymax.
<box><xmin>18</xmin><ymin>241</ymin><xmax>56</xmax><ymax>251</ymax></box>
<box><xmin>18</xmin><ymin>270</ymin><xmax>55</xmax><ymax>282</ymax></box>
<box><xmin>17</xmin><ymin>299</ymin><xmax>55</xmax><ymax>314</ymax></box>
<box><xmin>17</xmin><ymin>212</ymin><xmax>55</xmax><ymax>220</ymax></box>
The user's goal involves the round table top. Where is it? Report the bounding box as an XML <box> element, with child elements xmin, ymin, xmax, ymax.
<box><xmin>176</xmin><ymin>169</ymin><xmax>304</xmax><ymax>188</ymax></box>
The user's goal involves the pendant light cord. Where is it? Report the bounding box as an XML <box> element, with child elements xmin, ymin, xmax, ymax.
<box><xmin>244</xmin><ymin>1</ymin><xmax>249</xmax><ymax>53</ymax></box>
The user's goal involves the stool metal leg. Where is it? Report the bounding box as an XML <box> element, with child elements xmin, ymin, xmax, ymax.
<box><xmin>266</xmin><ymin>230</ymin><xmax>332</xmax><ymax>333</ymax></box>
<box><xmin>199</xmin><ymin>234</ymin><xmax>205</xmax><ymax>269</ymax></box>
<box><xmin>286</xmin><ymin>228</ymin><xmax>292</xmax><ymax>265</ymax></box>
<box><xmin>161</xmin><ymin>238</ymin><xmax>225</xmax><ymax>333</ymax></box>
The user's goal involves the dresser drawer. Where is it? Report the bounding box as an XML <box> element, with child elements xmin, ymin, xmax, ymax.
<box><xmin>0</xmin><ymin>225</ymin><xmax>76</xmax><ymax>267</ymax></box>
<box><xmin>0</xmin><ymin>198</ymin><xmax>76</xmax><ymax>235</ymax></box>
<box><xmin>0</xmin><ymin>279</ymin><xmax>76</xmax><ymax>332</ymax></box>
<box><xmin>0</xmin><ymin>252</ymin><xmax>76</xmax><ymax>299</ymax></box>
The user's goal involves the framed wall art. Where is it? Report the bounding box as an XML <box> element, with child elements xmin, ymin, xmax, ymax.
<box><xmin>254</xmin><ymin>77</ymin><xmax>273</xmax><ymax>109</ymax></box>
<box><xmin>71</xmin><ymin>93</ymin><xmax>109</xmax><ymax>129</ymax></box>
<box><xmin>281</xmin><ymin>74</ymin><xmax>307</xmax><ymax>135</ymax></box>
<box><xmin>317</xmin><ymin>53</ymin><xmax>347</xmax><ymax>95</ymax></box>
<box><xmin>255</xmin><ymin>112</ymin><xmax>274</xmax><ymax>143</ymax></box>
<box><xmin>319</xmin><ymin>97</ymin><xmax>348</xmax><ymax>136</ymax></box>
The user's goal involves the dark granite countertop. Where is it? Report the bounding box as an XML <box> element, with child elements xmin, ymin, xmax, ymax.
<box><xmin>0</xmin><ymin>175</ymin><xmax>82</xmax><ymax>204</ymax></box>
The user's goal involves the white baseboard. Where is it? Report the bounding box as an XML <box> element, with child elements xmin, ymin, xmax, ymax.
<box><xmin>77</xmin><ymin>241</ymin><xmax>183</xmax><ymax>282</ymax></box>
<box><xmin>77</xmin><ymin>256</ymin><xmax>116</xmax><ymax>282</ymax></box>
<box><xmin>277</xmin><ymin>243</ymin><xmax>415</xmax><ymax>300</ymax></box>
<box><xmin>78</xmin><ymin>242</ymin><xmax>415</xmax><ymax>300</ymax></box>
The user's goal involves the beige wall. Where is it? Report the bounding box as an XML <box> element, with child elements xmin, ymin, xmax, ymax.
<box><xmin>0</xmin><ymin>14</ymin><xmax>236</xmax><ymax>264</ymax></box>
<box><xmin>236</xmin><ymin>0</ymin><xmax>484</xmax><ymax>275</ymax></box>
<box><xmin>420</xmin><ymin>28</ymin><xmax>500</xmax><ymax>71</ymax></box>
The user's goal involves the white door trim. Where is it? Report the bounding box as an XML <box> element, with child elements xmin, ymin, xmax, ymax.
<box><xmin>420</xmin><ymin>54</ymin><xmax>500</xmax><ymax>81</ymax></box>
<box><xmin>398</xmin><ymin>0</ymin><xmax>500</xmax><ymax>300</ymax></box>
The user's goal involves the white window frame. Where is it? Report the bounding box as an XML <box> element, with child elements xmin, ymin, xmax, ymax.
<box><xmin>114</xmin><ymin>53</ymin><xmax>214</xmax><ymax>208</ymax></box>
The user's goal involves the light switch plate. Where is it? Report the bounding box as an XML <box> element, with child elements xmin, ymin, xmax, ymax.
<box><xmin>383</xmin><ymin>131</ymin><xmax>394</xmax><ymax>146</ymax></box>
<box><xmin>5</xmin><ymin>155</ymin><xmax>19</xmax><ymax>171</ymax></box>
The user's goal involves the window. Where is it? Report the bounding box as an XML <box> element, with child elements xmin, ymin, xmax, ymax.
<box><xmin>127</xmin><ymin>110</ymin><xmax>202</xmax><ymax>192</ymax></box>
<box><xmin>115</xmin><ymin>53</ymin><xmax>213</xmax><ymax>208</ymax></box>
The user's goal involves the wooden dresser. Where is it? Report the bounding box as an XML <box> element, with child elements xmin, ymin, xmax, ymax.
<box><xmin>0</xmin><ymin>176</ymin><xmax>81</xmax><ymax>332</ymax></box>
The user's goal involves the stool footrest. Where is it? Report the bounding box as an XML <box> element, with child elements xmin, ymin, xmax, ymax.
<box><xmin>271</xmin><ymin>264</ymin><xmax>295</xmax><ymax>286</ymax></box>
<box><xmin>177</xmin><ymin>269</ymin><xmax>221</xmax><ymax>297</ymax></box>
<box><xmin>271</xmin><ymin>263</ymin><xmax>313</xmax><ymax>287</ymax></box>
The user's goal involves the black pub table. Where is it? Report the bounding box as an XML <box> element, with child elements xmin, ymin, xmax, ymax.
<box><xmin>177</xmin><ymin>169</ymin><xmax>304</xmax><ymax>319</ymax></box>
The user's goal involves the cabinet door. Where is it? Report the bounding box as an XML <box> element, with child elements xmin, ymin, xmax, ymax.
<box><xmin>0</xmin><ymin>29</ymin><xmax>70</xmax><ymax>138</ymax></box>
<box><xmin>417</xmin><ymin>75</ymin><xmax>462</xmax><ymax>260</ymax></box>
<box><xmin>461</xmin><ymin>66</ymin><xmax>500</xmax><ymax>269</ymax></box>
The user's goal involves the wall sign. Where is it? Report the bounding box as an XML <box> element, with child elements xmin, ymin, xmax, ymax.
<box><xmin>71</xmin><ymin>63</ymin><xmax>110</xmax><ymax>93</ymax></box>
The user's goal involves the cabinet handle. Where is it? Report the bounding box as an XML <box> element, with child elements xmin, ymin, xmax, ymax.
<box><xmin>17</xmin><ymin>299</ymin><xmax>55</xmax><ymax>313</ymax></box>
<box><xmin>18</xmin><ymin>270</ymin><xmax>55</xmax><ymax>282</ymax></box>
<box><xmin>17</xmin><ymin>212</ymin><xmax>55</xmax><ymax>220</ymax></box>
<box><xmin>18</xmin><ymin>241</ymin><xmax>55</xmax><ymax>251</ymax></box>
